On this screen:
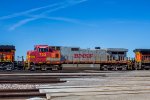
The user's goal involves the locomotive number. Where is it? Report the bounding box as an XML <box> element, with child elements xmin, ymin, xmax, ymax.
<box><xmin>40</xmin><ymin>53</ymin><xmax>46</xmax><ymax>56</ymax></box>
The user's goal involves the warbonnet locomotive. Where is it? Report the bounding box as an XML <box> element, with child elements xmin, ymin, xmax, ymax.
<box><xmin>26</xmin><ymin>45</ymin><xmax>62</xmax><ymax>70</ymax></box>
<box><xmin>0</xmin><ymin>44</ymin><xmax>150</xmax><ymax>71</ymax></box>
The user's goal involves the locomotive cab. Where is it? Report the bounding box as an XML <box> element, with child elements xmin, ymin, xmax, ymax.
<box><xmin>134</xmin><ymin>49</ymin><xmax>150</xmax><ymax>70</ymax></box>
<box><xmin>26</xmin><ymin>45</ymin><xmax>62</xmax><ymax>71</ymax></box>
<box><xmin>0</xmin><ymin>45</ymin><xmax>15</xmax><ymax>70</ymax></box>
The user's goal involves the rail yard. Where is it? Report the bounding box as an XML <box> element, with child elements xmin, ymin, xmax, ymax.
<box><xmin>0</xmin><ymin>45</ymin><xmax>150</xmax><ymax>100</ymax></box>
<box><xmin>1</xmin><ymin>0</ymin><xmax>149</xmax><ymax>100</ymax></box>
<box><xmin>0</xmin><ymin>67</ymin><xmax>150</xmax><ymax>100</ymax></box>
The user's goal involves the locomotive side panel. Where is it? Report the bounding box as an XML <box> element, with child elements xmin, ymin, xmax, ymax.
<box><xmin>100</xmin><ymin>48</ymin><xmax>128</xmax><ymax>70</ymax></box>
<box><xmin>96</xmin><ymin>50</ymin><xmax>107</xmax><ymax>62</ymax></box>
<box><xmin>60</xmin><ymin>47</ymin><xmax>107</xmax><ymax>64</ymax></box>
<box><xmin>61</xmin><ymin>47</ymin><xmax>129</xmax><ymax>70</ymax></box>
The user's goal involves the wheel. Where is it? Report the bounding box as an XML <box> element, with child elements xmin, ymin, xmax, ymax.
<box><xmin>30</xmin><ymin>67</ymin><xmax>35</xmax><ymax>71</ymax></box>
<box><xmin>112</xmin><ymin>66</ymin><xmax>117</xmax><ymax>71</ymax></box>
<box><xmin>41</xmin><ymin>65</ymin><xmax>47</xmax><ymax>71</ymax></box>
<box><xmin>122</xmin><ymin>66</ymin><xmax>127</xmax><ymax>71</ymax></box>
<box><xmin>58</xmin><ymin>65</ymin><xmax>63</xmax><ymax>70</ymax></box>
<box><xmin>103</xmin><ymin>67</ymin><xmax>108</xmax><ymax>71</ymax></box>
<box><xmin>30</xmin><ymin>65</ymin><xmax>36</xmax><ymax>71</ymax></box>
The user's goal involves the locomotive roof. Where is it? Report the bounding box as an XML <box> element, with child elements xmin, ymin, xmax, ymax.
<box><xmin>0</xmin><ymin>45</ymin><xmax>15</xmax><ymax>50</ymax></box>
<box><xmin>133</xmin><ymin>49</ymin><xmax>150</xmax><ymax>52</ymax></box>
<box><xmin>35</xmin><ymin>45</ymin><xmax>48</xmax><ymax>47</ymax></box>
<box><xmin>106</xmin><ymin>48</ymin><xmax>128</xmax><ymax>52</ymax></box>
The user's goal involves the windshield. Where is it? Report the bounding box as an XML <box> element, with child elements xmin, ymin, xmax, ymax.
<box><xmin>38</xmin><ymin>48</ymin><xmax>48</xmax><ymax>52</ymax></box>
<box><xmin>0</xmin><ymin>49</ymin><xmax>11</xmax><ymax>52</ymax></box>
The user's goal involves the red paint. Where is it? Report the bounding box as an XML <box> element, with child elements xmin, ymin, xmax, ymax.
<box><xmin>74</xmin><ymin>54</ymin><xmax>93</xmax><ymax>58</ymax></box>
<box><xmin>27</xmin><ymin>45</ymin><xmax>61</xmax><ymax>64</ymax></box>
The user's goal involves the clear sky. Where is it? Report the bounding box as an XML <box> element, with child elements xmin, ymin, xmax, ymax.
<box><xmin>0</xmin><ymin>0</ymin><xmax>150</xmax><ymax>58</ymax></box>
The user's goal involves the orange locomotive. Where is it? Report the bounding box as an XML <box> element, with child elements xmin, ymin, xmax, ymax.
<box><xmin>134</xmin><ymin>49</ymin><xmax>150</xmax><ymax>70</ymax></box>
<box><xmin>26</xmin><ymin>45</ymin><xmax>62</xmax><ymax>70</ymax></box>
<box><xmin>0</xmin><ymin>45</ymin><xmax>15</xmax><ymax>70</ymax></box>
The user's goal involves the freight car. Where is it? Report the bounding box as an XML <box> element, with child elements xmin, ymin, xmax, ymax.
<box><xmin>0</xmin><ymin>45</ymin><xmax>15</xmax><ymax>70</ymax></box>
<box><xmin>134</xmin><ymin>49</ymin><xmax>150</xmax><ymax>70</ymax></box>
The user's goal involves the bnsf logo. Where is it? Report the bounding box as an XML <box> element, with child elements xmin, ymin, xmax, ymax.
<box><xmin>74</xmin><ymin>54</ymin><xmax>93</xmax><ymax>58</ymax></box>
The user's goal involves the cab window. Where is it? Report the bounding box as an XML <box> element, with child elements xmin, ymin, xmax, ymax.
<box><xmin>38</xmin><ymin>48</ymin><xmax>48</xmax><ymax>52</ymax></box>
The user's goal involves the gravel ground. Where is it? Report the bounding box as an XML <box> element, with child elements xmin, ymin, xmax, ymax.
<box><xmin>0</xmin><ymin>83</ymin><xmax>60</xmax><ymax>89</ymax></box>
<box><xmin>0</xmin><ymin>70</ymin><xmax>150</xmax><ymax>100</ymax></box>
<box><xmin>51</xmin><ymin>93</ymin><xmax>150</xmax><ymax>100</ymax></box>
<box><xmin>37</xmin><ymin>70</ymin><xmax>150</xmax><ymax>100</ymax></box>
<box><xmin>0</xmin><ymin>84</ymin><xmax>36</xmax><ymax>89</ymax></box>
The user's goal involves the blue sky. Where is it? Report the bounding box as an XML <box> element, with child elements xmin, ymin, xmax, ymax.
<box><xmin>0</xmin><ymin>0</ymin><xmax>150</xmax><ymax>58</ymax></box>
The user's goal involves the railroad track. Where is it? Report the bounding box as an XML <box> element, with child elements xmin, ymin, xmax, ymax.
<box><xmin>0</xmin><ymin>67</ymin><xmax>101</xmax><ymax>73</ymax></box>
<box><xmin>0</xmin><ymin>89</ymin><xmax>46</xmax><ymax>99</ymax></box>
<box><xmin>0</xmin><ymin>70</ymin><xmax>129</xmax><ymax>99</ymax></box>
<box><xmin>0</xmin><ymin>77</ymin><xmax>66</xmax><ymax>84</ymax></box>
<box><xmin>0</xmin><ymin>75</ymin><xmax>67</xmax><ymax>99</ymax></box>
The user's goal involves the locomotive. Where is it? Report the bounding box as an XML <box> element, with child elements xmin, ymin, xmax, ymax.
<box><xmin>134</xmin><ymin>49</ymin><xmax>150</xmax><ymax>70</ymax></box>
<box><xmin>0</xmin><ymin>45</ymin><xmax>15</xmax><ymax>70</ymax></box>
<box><xmin>0</xmin><ymin>44</ymin><xmax>150</xmax><ymax>71</ymax></box>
